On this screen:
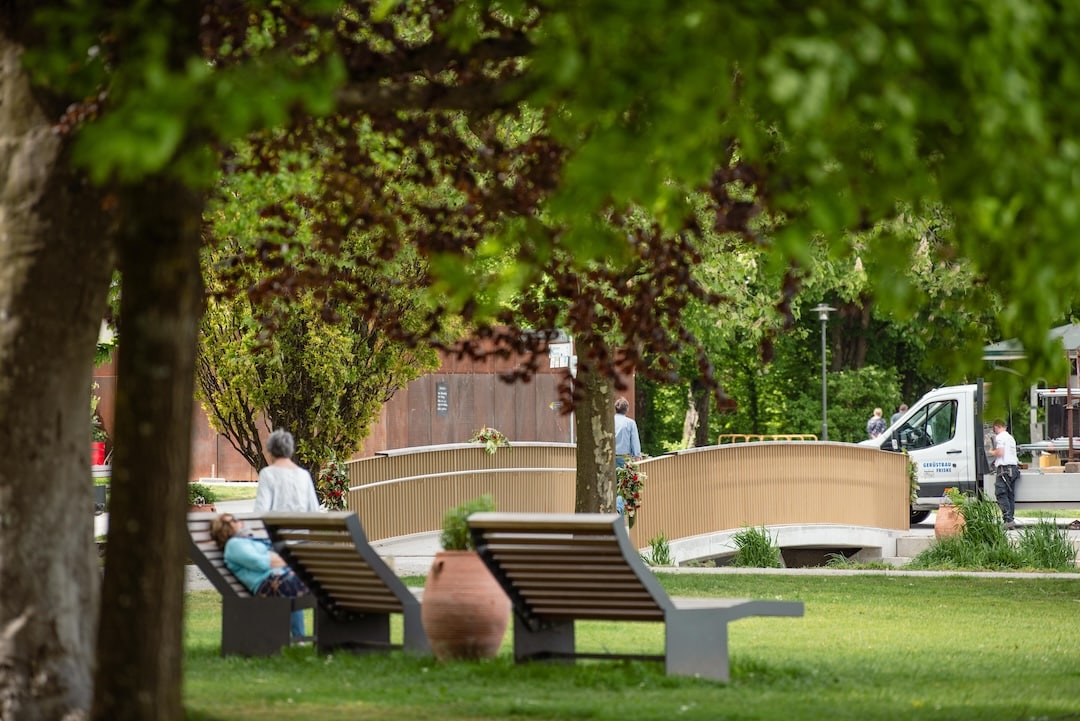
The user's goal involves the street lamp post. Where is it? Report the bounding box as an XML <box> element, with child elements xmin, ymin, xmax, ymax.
<box><xmin>812</xmin><ymin>304</ymin><xmax>835</xmax><ymax>441</ymax></box>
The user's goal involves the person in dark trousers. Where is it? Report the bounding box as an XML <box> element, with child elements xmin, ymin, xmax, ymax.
<box><xmin>989</xmin><ymin>418</ymin><xmax>1021</xmax><ymax>530</ymax></box>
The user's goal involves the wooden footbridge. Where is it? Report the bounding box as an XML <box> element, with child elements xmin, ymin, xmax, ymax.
<box><xmin>342</xmin><ymin>441</ymin><xmax>911</xmax><ymax>564</ymax></box>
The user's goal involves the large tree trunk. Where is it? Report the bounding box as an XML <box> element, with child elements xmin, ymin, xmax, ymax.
<box><xmin>0</xmin><ymin>14</ymin><xmax>114</xmax><ymax>720</ymax></box>
<box><xmin>90</xmin><ymin>5</ymin><xmax>204</xmax><ymax>720</ymax></box>
<box><xmin>574</xmin><ymin>362</ymin><xmax>615</xmax><ymax>513</ymax></box>
<box><xmin>90</xmin><ymin>177</ymin><xmax>204</xmax><ymax>721</ymax></box>
<box><xmin>89</xmin><ymin>158</ymin><xmax>204</xmax><ymax>721</ymax></box>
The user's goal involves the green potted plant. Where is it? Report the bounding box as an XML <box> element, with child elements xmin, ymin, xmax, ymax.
<box><xmin>187</xmin><ymin>482</ymin><xmax>218</xmax><ymax>512</ymax></box>
<box><xmin>934</xmin><ymin>487</ymin><xmax>966</xmax><ymax>539</ymax></box>
<box><xmin>421</xmin><ymin>494</ymin><xmax>510</xmax><ymax>661</ymax></box>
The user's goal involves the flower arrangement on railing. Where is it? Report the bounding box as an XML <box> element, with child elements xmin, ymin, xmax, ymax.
<box><xmin>469</xmin><ymin>426</ymin><xmax>509</xmax><ymax>455</ymax></box>
<box><xmin>316</xmin><ymin>457</ymin><xmax>351</xmax><ymax>511</ymax></box>
<box><xmin>616</xmin><ymin>460</ymin><xmax>646</xmax><ymax>528</ymax></box>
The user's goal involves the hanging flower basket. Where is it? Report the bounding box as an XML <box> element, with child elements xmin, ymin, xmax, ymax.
<box><xmin>616</xmin><ymin>460</ymin><xmax>646</xmax><ymax>528</ymax></box>
<box><xmin>316</xmin><ymin>458</ymin><xmax>351</xmax><ymax>511</ymax></box>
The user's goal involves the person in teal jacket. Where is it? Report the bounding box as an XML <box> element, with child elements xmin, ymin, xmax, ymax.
<box><xmin>210</xmin><ymin>514</ymin><xmax>309</xmax><ymax>636</ymax></box>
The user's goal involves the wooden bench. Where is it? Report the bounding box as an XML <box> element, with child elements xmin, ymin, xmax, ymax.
<box><xmin>467</xmin><ymin>512</ymin><xmax>804</xmax><ymax>681</ymax></box>
<box><xmin>260</xmin><ymin>512</ymin><xmax>430</xmax><ymax>655</ymax></box>
<box><xmin>186</xmin><ymin>511</ymin><xmax>317</xmax><ymax>656</ymax></box>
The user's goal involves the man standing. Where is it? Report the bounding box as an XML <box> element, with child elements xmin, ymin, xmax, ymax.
<box><xmin>614</xmin><ymin>396</ymin><xmax>641</xmax><ymax>467</ymax></box>
<box><xmin>613</xmin><ymin>397</ymin><xmax>641</xmax><ymax>517</ymax></box>
<box><xmin>890</xmin><ymin>403</ymin><xmax>908</xmax><ymax>426</ymax></box>
<box><xmin>989</xmin><ymin>418</ymin><xmax>1021</xmax><ymax>530</ymax></box>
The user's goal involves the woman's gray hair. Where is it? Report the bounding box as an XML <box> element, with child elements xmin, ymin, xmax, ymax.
<box><xmin>266</xmin><ymin>429</ymin><xmax>295</xmax><ymax>460</ymax></box>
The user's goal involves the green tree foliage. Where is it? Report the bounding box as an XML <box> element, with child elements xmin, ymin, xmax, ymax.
<box><xmin>199</xmin><ymin>146</ymin><xmax>438</xmax><ymax>473</ymax></box>
<box><xmin>12</xmin><ymin>4</ymin><xmax>1080</xmax><ymax>721</ymax></box>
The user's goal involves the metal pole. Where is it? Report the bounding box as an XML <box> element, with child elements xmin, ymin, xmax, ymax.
<box><xmin>811</xmin><ymin>304</ymin><xmax>835</xmax><ymax>442</ymax></box>
<box><xmin>821</xmin><ymin>315</ymin><xmax>828</xmax><ymax>441</ymax></box>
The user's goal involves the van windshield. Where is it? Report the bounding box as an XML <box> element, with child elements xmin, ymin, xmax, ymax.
<box><xmin>897</xmin><ymin>400</ymin><xmax>958</xmax><ymax>450</ymax></box>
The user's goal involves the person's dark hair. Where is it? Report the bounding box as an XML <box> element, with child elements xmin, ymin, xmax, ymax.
<box><xmin>899</xmin><ymin>404</ymin><xmax>908</xmax><ymax>412</ymax></box>
<box><xmin>614</xmin><ymin>397</ymin><xmax>630</xmax><ymax>415</ymax></box>
<box><xmin>266</xmin><ymin>428</ymin><xmax>295</xmax><ymax>459</ymax></box>
<box><xmin>992</xmin><ymin>418</ymin><xmax>1007</xmax><ymax>429</ymax></box>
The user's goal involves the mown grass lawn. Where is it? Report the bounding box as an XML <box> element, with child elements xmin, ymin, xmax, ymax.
<box><xmin>183</xmin><ymin>572</ymin><xmax>1080</xmax><ymax>721</ymax></box>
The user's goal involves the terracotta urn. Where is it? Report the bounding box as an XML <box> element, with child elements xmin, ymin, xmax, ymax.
<box><xmin>188</xmin><ymin>504</ymin><xmax>217</xmax><ymax>513</ymax></box>
<box><xmin>421</xmin><ymin>550</ymin><xmax>510</xmax><ymax>661</ymax></box>
<box><xmin>934</xmin><ymin>503</ymin><xmax>965</xmax><ymax>539</ymax></box>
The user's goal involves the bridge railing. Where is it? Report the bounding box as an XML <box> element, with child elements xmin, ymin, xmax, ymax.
<box><xmin>344</xmin><ymin>441</ymin><xmax>910</xmax><ymax>545</ymax></box>
<box><xmin>716</xmin><ymin>433</ymin><xmax>818</xmax><ymax>443</ymax></box>
<box><xmin>345</xmin><ymin>443</ymin><xmax>576</xmax><ymax>540</ymax></box>
<box><xmin>625</xmin><ymin>442</ymin><xmax>909</xmax><ymax>548</ymax></box>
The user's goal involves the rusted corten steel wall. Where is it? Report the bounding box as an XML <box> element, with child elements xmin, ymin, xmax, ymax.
<box><xmin>93</xmin><ymin>341</ymin><xmax>614</xmax><ymax>480</ymax></box>
<box><xmin>343</xmin><ymin>442</ymin><xmax>911</xmax><ymax>543</ymax></box>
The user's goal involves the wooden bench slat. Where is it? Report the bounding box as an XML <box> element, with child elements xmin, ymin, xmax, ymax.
<box><xmin>474</xmin><ymin>536</ymin><xmax>619</xmax><ymax>547</ymax></box>
<box><xmin>484</xmin><ymin>545</ymin><xmax>626</xmax><ymax>558</ymax></box>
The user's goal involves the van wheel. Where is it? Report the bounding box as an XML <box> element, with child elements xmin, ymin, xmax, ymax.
<box><xmin>910</xmin><ymin>509</ymin><xmax>930</xmax><ymax>524</ymax></box>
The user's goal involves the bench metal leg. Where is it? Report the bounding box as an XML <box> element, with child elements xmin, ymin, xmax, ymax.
<box><xmin>665</xmin><ymin>610</ymin><xmax>730</xmax><ymax>681</ymax></box>
<box><xmin>221</xmin><ymin>597</ymin><xmax>293</xmax><ymax>657</ymax></box>
<box><xmin>401</xmin><ymin>606</ymin><xmax>431</xmax><ymax>654</ymax></box>
<box><xmin>513</xmin><ymin>617</ymin><xmax>575</xmax><ymax>663</ymax></box>
<box><xmin>314</xmin><ymin>606</ymin><xmax>391</xmax><ymax>653</ymax></box>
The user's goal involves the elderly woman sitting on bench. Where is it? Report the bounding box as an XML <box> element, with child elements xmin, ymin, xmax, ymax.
<box><xmin>210</xmin><ymin>514</ymin><xmax>310</xmax><ymax>607</ymax></box>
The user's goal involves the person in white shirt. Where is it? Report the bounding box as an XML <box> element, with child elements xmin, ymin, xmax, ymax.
<box><xmin>614</xmin><ymin>397</ymin><xmax>641</xmax><ymax>465</ymax></box>
<box><xmin>253</xmin><ymin>428</ymin><xmax>320</xmax><ymax>638</ymax></box>
<box><xmin>254</xmin><ymin>429</ymin><xmax>321</xmax><ymax>514</ymax></box>
<box><xmin>989</xmin><ymin>418</ymin><xmax>1020</xmax><ymax>529</ymax></box>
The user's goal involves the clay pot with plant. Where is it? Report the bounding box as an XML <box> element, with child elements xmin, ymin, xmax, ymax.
<box><xmin>420</xmin><ymin>494</ymin><xmax>511</xmax><ymax>661</ymax></box>
<box><xmin>934</xmin><ymin>487</ymin><xmax>966</xmax><ymax>539</ymax></box>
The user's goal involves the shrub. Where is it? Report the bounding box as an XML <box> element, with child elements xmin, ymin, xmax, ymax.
<box><xmin>910</xmin><ymin>499</ymin><xmax>1077</xmax><ymax>572</ymax></box>
<box><xmin>1017</xmin><ymin>518</ymin><xmax>1076</xmax><ymax>571</ymax></box>
<box><xmin>439</xmin><ymin>495</ymin><xmax>495</xmax><ymax>551</ymax></box>
<box><xmin>959</xmin><ymin>496</ymin><xmax>1009</xmax><ymax>548</ymax></box>
<box><xmin>187</xmin><ymin>482</ymin><xmax>217</xmax><ymax>506</ymax></box>
<box><xmin>731</xmin><ymin>525</ymin><xmax>781</xmax><ymax>568</ymax></box>
<box><xmin>643</xmin><ymin>532</ymin><xmax>673</xmax><ymax>566</ymax></box>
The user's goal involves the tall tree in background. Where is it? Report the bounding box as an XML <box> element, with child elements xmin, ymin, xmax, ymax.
<box><xmin>198</xmin><ymin>145</ymin><xmax>439</xmax><ymax>476</ymax></box>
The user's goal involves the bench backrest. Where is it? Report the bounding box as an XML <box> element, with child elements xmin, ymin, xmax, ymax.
<box><xmin>186</xmin><ymin>511</ymin><xmax>268</xmax><ymax>598</ymax></box>
<box><xmin>260</xmin><ymin>512</ymin><xmax>413</xmax><ymax>619</ymax></box>
<box><xmin>467</xmin><ymin>512</ymin><xmax>670</xmax><ymax>625</ymax></box>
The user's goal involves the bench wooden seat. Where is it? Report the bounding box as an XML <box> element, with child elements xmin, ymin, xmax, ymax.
<box><xmin>186</xmin><ymin>512</ymin><xmax>317</xmax><ymax>656</ymax></box>
<box><xmin>260</xmin><ymin>512</ymin><xmax>430</xmax><ymax>655</ymax></box>
<box><xmin>468</xmin><ymin>512</ymin><xmax>804</xmax><ymax>681</ymax></box>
